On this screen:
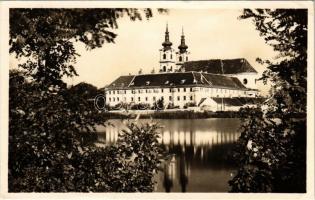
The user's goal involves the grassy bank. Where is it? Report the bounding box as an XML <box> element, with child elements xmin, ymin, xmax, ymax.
<box><xmin>101</xmin><ymin>110</ymin><xmax>244</xmax><ymax>119</ymax></box>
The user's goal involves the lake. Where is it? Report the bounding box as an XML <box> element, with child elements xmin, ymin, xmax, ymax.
<box><xmin>96</xmin><ymin>118</ymin><xmax>241</xmax><ymax>192</ymax></box>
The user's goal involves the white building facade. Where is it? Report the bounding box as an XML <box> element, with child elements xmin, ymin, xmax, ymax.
<box><xmin>105</xmin><ymin>26</ymin><xmax>260</xmax><ymax>110</ymax></box>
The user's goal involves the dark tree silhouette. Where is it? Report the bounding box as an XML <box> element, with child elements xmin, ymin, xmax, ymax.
<box><xmin>229</xmin><ymin>9</ymin><xmax>307</xmax><ymax>192</ymax></box>
<box><xmin>9</xmin><ymin>8</ymin><xmax>166</xmax><ymax>192</ymax></box>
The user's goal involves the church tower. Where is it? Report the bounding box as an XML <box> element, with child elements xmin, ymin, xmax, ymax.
<box><xmin>159</xmin><ymin>24</ymin><xmax>176</xmax><ymax>73</ymax></box>
<box><xmin>176</xmin><ymin>27</ymin><xmax>189</xmax><ymax>71</ymax></box>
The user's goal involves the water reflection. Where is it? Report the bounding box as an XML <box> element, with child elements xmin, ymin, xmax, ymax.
<box><xmin>96</xmin><ymin>118</ymin><xmax>241</xmax><ymax>192</ymax></box>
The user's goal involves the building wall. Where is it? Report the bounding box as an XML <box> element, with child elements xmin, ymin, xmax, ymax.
<box><xmin>159</xmin><ymin>48</ymin><xmax>176</xmax><ymax>72</ymax></box>
<box><xmin>227</xmin><ymin>73</ymin><xmax>259</xmax><ymax>90</ymax></box>
<box><xmin>105</xmin><ymin>86</ymin><xmax>257</xmax><ymax>109</ymax></box>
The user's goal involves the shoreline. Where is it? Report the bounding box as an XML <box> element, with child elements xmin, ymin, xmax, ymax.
<box><xmin>101</xmin><ymin>110</ymin><xmax>244</xmax><ymax>119</ymax></box>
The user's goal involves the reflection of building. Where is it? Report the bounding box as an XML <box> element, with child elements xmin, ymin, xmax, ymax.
<box><xmin>105</xmin><ymin>25</ymin><xmax>260</xmax><ymax>110</ymax></box>
<box><xmin>101</xmin><ymin>119</ymin><xmax>240</xmax><ymax>192</ymax></box>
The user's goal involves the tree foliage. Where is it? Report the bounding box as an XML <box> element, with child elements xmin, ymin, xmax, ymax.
<box><xmin>10</xmin><ymin>8</ymin><xmax>166</xmax><ymax>86</ymax></box>
<box><xmin>229</xmin><ymin>9</ymin><xmax>307</xmax><ymax>192</ymax></box>
<box><xmin>9</xmin><ymin>8</ymin><xmax>166</xmax><ymax>192</ymax></box>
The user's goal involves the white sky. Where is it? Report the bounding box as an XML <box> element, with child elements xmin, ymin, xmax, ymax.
<box><xmin>10</xmin><ymin>9</ymin><xmax>277</xmax><ymax>95</ymax></box>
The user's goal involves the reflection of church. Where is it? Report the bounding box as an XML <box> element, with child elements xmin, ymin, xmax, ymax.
<box><xmin>157</xmin><ymin>120</ymin><xmax>240</xmax><ymax>192</ymax></box>
<box><xmin>105</xmin><ymin>25</ymin><xmax>260</xmax><ymax>110</ymax></box>
<box><xmin>101</xmin><ymin>119</ymin><xmax>241</xmax><ymax>192</ymax></box>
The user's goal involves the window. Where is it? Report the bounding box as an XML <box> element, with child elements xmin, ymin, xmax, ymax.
<box><xmin>177</xmin><ymin>96</ymin><xmax>180</xmax><ymax>101</ymax></box>
<box><xmin>109</xmin><ymin>97</ymin><xmax>111</xmax><ymax>102</ymax></box>
<box><xmin>186</xmin><ymin>57</ymin><xmax>188</xmax><ymax>61</ymax></box>
<box><xmin>170</xmin><ymin>54</ymin><xmax>173</xmax><ymax>59</ymax></box>
<box><xmin>109</xmin><ymin>91</ymin><xmax>111</xmax><ymax>95</ymax></box>
<box><xmin>178</xmin><ymin>88</ymin><xmax>180</xmax><ymax>92</ymax></box>
<box><xmin>179</xmin><ymin>56</ymin><xmax>182</xmax><ymax>62</ymax></box>
<box><xmin>131</xmin><ymin>97</ymin><xmax>134</xmax><ymax>101</ymax></box>
<box><xmin>169</xmin><ymin>96</ymin><xmax>172</xmax><ymax>101</ymax></box>
<box><xmin>138</xmin><ymin>97</ymin><xmax>141</xmax><ymax>101</ymax></box>
<box><xmin>113</xmin><ymin>91</ymin><xmax>115</xmax><ymax>94</ymax></box>
<box><xmin>190</xmin><ymin>96</ymin><xmax>193</xmax><ymax>101</ymax></box>
<box><xmin>113</xmin><ymin>97</ymin><xmax>115</xmax><ymax>102</ymax></box>
<box><xmin>169</xmin><ymin>88</ymin><xmax>172</xmax><ymax>92</ymax></box>
<box><xmin>184</xmin><ymin>88</ymin><xmax>186</xmax><ymax>92</ymax></box>
<box><xmin>170</xmin><ymin>66</ymin><xmax>172</xmax><ymax>71</ymax></box>
<box><xmin>183</xmin><ymin>96</ymin><xmax>186</xmax><ymax>100</ymax></box>
<box><xmin>161</xmin><ymin>89</ymin><xmax>164</xmax><ymax>93</ymax></box>
<box><xmin>163</xmin><ymin>66</ymin><xmax>166</xmax><ymax>72</ymax></box>
<box><xmin>243</xmin><ymin>78</ymin><xmax>248</xmax><ymax>85</ymax></box>
<box><xmin>163</xmin><ymin>54</ymin><xmax>166</xmax><ymax>59</ymax></box>
<box><xmin>117</xmin><ymin>97</ymin><xmax>119</xmax><ymax>101</ymax></box>
<box><xmin>153</xmin><ymin>97</ymin><xmax>156</xmax><ymax>101</ymax></box>
<box><xmin>145</xmin><ymin>89</ymin><xmax>148</xmax><ymax>93</ymax></box>
<box><xmin>190</xmin><ymin>88</ymin><xmax>193</xmax><ymax>92</ymax></box>
<box><xmin>145</xmin><ymin>97</ymin><xmax>148</xmax><ymax>101</ymax></box>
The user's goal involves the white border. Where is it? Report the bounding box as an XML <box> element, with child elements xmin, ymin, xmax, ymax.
<box><xmin>0</xmin><ymin>1</ymin><xmax>314</xmax><ymax>200</ymax></box>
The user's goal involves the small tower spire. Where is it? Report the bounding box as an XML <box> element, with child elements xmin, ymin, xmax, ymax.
<box><xmin>162</xmin><ymin>23</ymin><xmax>172</xmax><ymax>50</ymax></box>
<box><xmin>178</xmin><ymin>26</ymin><xmax>188</xmax><ymax>53</ymax></box>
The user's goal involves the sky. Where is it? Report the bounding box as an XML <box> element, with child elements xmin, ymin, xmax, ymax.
<box><xmin>10</xmin><ymin>9</ymin><xmax>277</xmax><ymax>95</ymax></box>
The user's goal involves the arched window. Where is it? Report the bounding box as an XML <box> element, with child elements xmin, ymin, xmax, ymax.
<box><xmin>163</xmin><ymin>54</ymin><xmax>166</xmax><ymax>59</ymax></box>
<box><xmin>243</xmin><ymin>78</ymin><xmax>248</xmax><ymax>85</ymax></box>
<box><xmin>179</xmin><ymin>56</ymin><xmax>182</xmax><ymax>62</ymax></box>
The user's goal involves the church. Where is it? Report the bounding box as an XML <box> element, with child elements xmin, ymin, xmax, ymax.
<box><xmin>104</xmin><ymin>25</ymin><xmax>260</xmax><ymax>111</ymax></box>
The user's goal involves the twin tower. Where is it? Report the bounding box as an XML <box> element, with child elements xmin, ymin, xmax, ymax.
<box><xmin>159</xmin><ymin>24</ymin><xmax>189</xmax><ymax>73</ymax></box>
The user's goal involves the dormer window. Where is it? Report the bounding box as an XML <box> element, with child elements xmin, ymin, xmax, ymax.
<box><xmin>130</xmin><ymin>82</ymin><xmax>134</xmax><ymax>86</ymax></box>
<box><xmin>146</xmin><ymin>81</ymin><xmax>150</xmax><ymax>85</ymax></box>
<box><xmin>181</xmin><ymin>79</ymin><xmax>186</xmax><ymax>84</ymax></box>
<box><xmin>165</xmin><ymin>80</ymin><xmax>169</xmax><ymax>85</ymax></box>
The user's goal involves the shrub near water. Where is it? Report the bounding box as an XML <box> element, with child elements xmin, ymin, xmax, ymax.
<box><xmin>9</xmin><ymin>71</ymin><xmax>165</xmax><ymax>192</ymax></box>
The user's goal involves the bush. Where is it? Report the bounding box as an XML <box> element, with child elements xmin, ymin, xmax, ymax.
<box><xmin>184</xmin><ymin>102</ymin><xmax>196</xmax><ymax>108</ymax></box>
<box><xmin>9</xmin><ymin>71</ymin><xmax>165</xmax><ymax>192</ymax></box>
<box><xmin>229</xmin><ymin>107</ymin><xmax>306</xmax><ymax>192</ymax></box>
<box><xmin>130</xmin><ymin>103</ymin><xmax>150</xmax><ymax>110</ymax></box>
